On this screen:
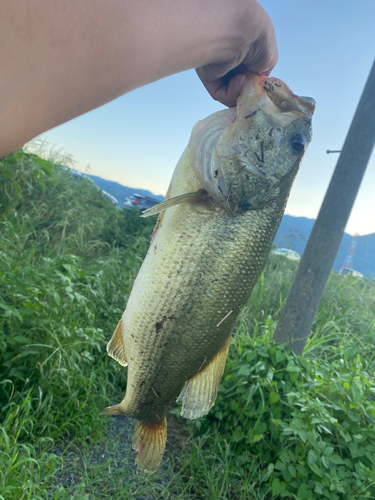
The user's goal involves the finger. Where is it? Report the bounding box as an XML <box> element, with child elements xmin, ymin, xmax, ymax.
<box><xmin>198</xmin><ymin>72</ymin><xmax>246</xmax><ymax>108</ymax></box>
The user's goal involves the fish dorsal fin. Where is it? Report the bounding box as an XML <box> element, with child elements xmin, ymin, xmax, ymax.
<box><xmin>177</xmin><ymin>334</ymin><xmax>231</xmax><ymax>419</ymax></box>
<box><xmin>141</xmin><ymin>189</ymin><xmax>206</xmax><ymax>218</ymax></box>
<box><xmin>106</xmin><ymin>318</ymin><xmax>128</xmax><ymax>366</ymax></box>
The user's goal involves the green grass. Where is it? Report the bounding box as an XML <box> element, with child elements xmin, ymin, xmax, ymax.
<box><xmin>1</xmin><ymin>150</ymin><xmax>375</xmax><ymax>499</ymax></box>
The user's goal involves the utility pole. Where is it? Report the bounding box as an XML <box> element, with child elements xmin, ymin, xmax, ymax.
<box><xmin>274</xmin><ymin>60</ymin><xmax>375</xmax><ymax>355</ymax></box>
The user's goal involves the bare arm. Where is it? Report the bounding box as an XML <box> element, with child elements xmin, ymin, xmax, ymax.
<box><xmin>0</xmin><ymin>0</ymin><xmax>277</xmax><ymax>158</ymax></box>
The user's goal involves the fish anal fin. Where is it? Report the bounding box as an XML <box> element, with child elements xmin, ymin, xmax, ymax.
<box><xmin>132</xmin><ymin>418</ymin><xmax>167</xmax><ymax>473</ymax></box>
<box><xmin>178</xmin><ymin>334</ymin><xmax>231</xmax><ymax>420</ymax></box>
<box><xmin>107</xmin><ymin>318</ymin><xmax>128</xmax><ymax>366</ymax></box>
<box><xmin>141</xmin><ymin>189</ymin><xmax>207</xmax><ymax>218</ymax></box>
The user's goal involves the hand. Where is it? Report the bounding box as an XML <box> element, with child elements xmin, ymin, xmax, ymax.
<box><xmin>0</xmin><ymin>0</ymin><xmax>278</xmax><ymax>158</ymax></box>
<box><xmin>196</xmin><ymin>2</ymin><xmax>278</xmax><ymax>107</ymax></box>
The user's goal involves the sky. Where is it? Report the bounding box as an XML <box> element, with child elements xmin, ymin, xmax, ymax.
<box><xmin>37</xmin><ymin>0</ymin><xmax>375</xmax><ymax>236</ymax></box>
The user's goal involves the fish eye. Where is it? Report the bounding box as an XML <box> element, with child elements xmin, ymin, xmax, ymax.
<box><xmin>291</xmin><ymin>135</ymin><xmax>306</xmax><ymax>153</ymax></box>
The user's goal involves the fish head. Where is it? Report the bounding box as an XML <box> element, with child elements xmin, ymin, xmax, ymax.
<box><xmin>189</xmin><ymin>73</ymin><xmax>315</xmax><ymax>215</ymax></box>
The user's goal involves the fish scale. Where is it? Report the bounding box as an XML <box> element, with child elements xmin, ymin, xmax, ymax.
<box><xmin>124</xmin><ymin>204</ymin><xmax>277</xmax><ymax>419</ymax></box>
<box><xmin>101</xmin><ymin>73</ymin><xmax>315</xmax><ymax>472</ymax></box>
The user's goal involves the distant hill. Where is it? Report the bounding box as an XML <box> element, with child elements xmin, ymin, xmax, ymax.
<box><xmin>88</xmin><ymin>174</ymin><xmax>164</xmax><ymax>207</ymax></box>
<box><xmin>275</xmin><ymin>215</ymin><xmax>375</xmax><ymax>277</ymax></box>
<box><xmin>88</xmin><ymin>175</ymin><xmax>375</xmax><ymax>278</ymax></box>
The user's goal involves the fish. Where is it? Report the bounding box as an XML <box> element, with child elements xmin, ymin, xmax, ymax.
<box><xmin>101</xmin><ymin>73</ymin><xmax>315</xmax><ymax>473</ymax></box>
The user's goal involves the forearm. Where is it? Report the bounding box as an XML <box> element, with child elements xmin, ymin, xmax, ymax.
<box><xmin>0</xmin><ymin>0</ymin><xmax>270</xmax><ymax>158</ymax></box>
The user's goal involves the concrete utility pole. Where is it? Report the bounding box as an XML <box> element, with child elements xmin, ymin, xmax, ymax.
<box><xmin>274</xmin><ymin>60</ymin><xmax>375</xmax><ymax>355</ymax></box>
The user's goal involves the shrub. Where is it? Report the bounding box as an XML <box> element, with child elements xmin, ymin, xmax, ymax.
<box><xmin>0</xmin><ymin>151</ymin><xmax>155</xmax><ymax>498</ymax></box>
<box><xmin>192</xmin><ymin>333</ymin><xmax>375</xmax><ymax>499</ymax></box>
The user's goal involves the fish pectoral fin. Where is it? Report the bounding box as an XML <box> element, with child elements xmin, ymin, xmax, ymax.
<box><xmin>141</xmin><ymin>189</ymin><xmax>207</xmax><ymax>218</ymax></box>
<box><xmin>133</xmin><ymin>418</ymin><xmax>167</xmax><ymax>473</ymax></box>
<box><xmin>106</xmin><ymin>318</ymin><xmax>128</xmax><ymax>366</ymax></box>
<box><xmin>177</xmin><ymin>334</ymin><xmax>231</xmax><ymax>420</ymax></box>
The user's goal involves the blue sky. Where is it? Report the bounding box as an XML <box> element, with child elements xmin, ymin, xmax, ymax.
<box><xmin>38</xmin><ymin>0</ymin><xmax>375</xmax><ymax>235</ymax></box>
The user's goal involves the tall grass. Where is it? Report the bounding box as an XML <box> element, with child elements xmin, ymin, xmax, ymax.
<box><xmin>0</xmin><ymin>150</ymin><xmax>160</xmax><ymax>498</ymax></box>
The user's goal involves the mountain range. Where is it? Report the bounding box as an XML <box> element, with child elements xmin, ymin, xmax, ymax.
<box><xmin>275</xmin><ymin>216</ymin><xmax>375</xmax><ymax>277</ymax></box>
<box><xmin>88</xmin><ymin>175</ymin><xmax>164</xmax><ymax>207</ymax></box>
<box><xmin>89</xmin><ymin>174</ymin><xmax>375</xmax><ymax>278</ymax></box>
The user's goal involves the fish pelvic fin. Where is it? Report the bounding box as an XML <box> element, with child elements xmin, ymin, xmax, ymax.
<box><xmin>100</xmin><ymin>403</ymin><xmax>126</xmax><ymax>416</ymax></box>
<box><xmin>178</xmin><ymin>333</ymin><xmax>231</xmax><ymax>420</ymax></box>
<box><xmin>141</xmin><ymin>189</ymin><xmax>206</xmax><ymax>218</ymax></box>
<box><xmin>107</xmin><ymin>317</ymin><xmax>128</xmax><ymax>366</ymax></box>
<box><xmin>132</xmin><ymin>418</ymin><xmax>167</xmax><ymax>473</ymax></box>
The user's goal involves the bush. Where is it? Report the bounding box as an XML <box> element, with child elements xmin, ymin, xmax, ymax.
<box><xmin>187</xmin><ymin>333</ymin><xmax>375</xmax><ymax>499</ymax></box>
<box><xmin>0</xmin><ymin>151</ymin><xmax>157</xmax><ymax>498</ymax></box>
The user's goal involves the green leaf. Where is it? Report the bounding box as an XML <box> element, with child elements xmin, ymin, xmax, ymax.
<box><xmin>288</xmin><ymin>465</ymin><xmax>296</xmax><ymax>478</ymax></box>
<box><xmin>268</xmin><ymin>346</ymin><xmax>276</xmax><ymax>356</ymax></box>
<box><xmin>329</xmin><ymin>454</ymin><xmax>345</xmax><ymax>464</ymax></box>
<box><xmin>314</xmin><ymin>482</ymin><xmax>324</xmax><ymax>495</ymax></box>
<box><xmin>34</xmin><ymin>157</ymin><xmax>54</xmax><ymax>175</ymax></box>
<box><xmin>269</xmin><ymin>392</ymin><xmax>280</xmax><ymax>405</ymax></box>
<box><xmin>309</xmin><ymin>462</ymin><xmax>323</xmax><ymax>477</ymax></box>
<box><xmin>338</xmin><ymin>428</ymin><xmax>351</xmax><ymax>442</ymax></box>
<box><xmin>286</xmin><ymin>360</ymin><xmax>300</xmax><ymax>373</ymax></box>
<box><xmin>54</xmin><ymin>292</ymin><xmax>61</xmax><ymax>305</ymax></box>
<box><xmin>0</xmin><ymin>303</ymin><xmax>23</xmax><ymax>321</ymax></box>
<box><xmin>307</xmin><ymin>450</ymin><xmax>317</xmax><ymax>466</ymax></box>
<box><xmin>297</xmin><ymin>483</ymin><xmax>313</xmax><ymax>500</ymax></box>
<box><xmin>275</xmin><ymin>350</ymin><xmax>286</xmax><ymax>364</ymax></box>
<box><xmin>249</xmin><ymin>434</ymin><xmax>264</xmax><ymax>443</ymax></box>
<box><xmin>351</xmin><ymin>377</ymin><xmax>363</xmax><ymax>404</ymax></box>
<box><xmin>274</xmin><ymin>460</ymin><xmax>286</xmax><ymax>471</ymax></box>
<box><xmin>298</xmin><ymin>430</ymin><xmax>308</xmax><ymax>442</ymax></box>
<box><xmin>323</xmin><ymin>446</ymin><xmax>334</xmax><ymax>456</ymax></box>
<box><xmin>272</xmin><ymin>478</ymin><xmax>286</xmax><ymax>496</ymax></box>
<box><xmin>10</xmin><ymin>335</ymin><xmax>30</xmax><ymax>344</ymax></box>
<box><xmin>296</xmin><ymin>464</ymin><xmax>308</xmax><ymax>476</ymax></box>
<box><xmin>232</xmin><ymin>427</ymin><xmax>244</xmax><ymax>442</ymax></box>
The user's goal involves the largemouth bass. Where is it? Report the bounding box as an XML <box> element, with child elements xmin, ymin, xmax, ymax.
<box><xmin>101</xmin><ymin>73</ymin><xmax>315</xmax><ymax>472</ymax></box>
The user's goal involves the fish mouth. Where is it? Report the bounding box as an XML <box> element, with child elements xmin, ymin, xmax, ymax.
<box><xmin>237</xmin><ymin>73</ymin><xmax>316</xmax><ymax>122</ymax></box>
<box><xmin>188</xmin><ymin>73</ymin><xmax>315</xmax><ymax>218</ymax></box>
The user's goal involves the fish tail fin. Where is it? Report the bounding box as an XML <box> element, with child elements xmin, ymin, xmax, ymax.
<box><xmin>100</xmin><ymin>403</ymin><xmax>126</xmax><ymax>416</ymax></box>
<box><xmin>132</xmin><ymin>418</ymin><xmax>167</xmax><ymax>473</ymax></box>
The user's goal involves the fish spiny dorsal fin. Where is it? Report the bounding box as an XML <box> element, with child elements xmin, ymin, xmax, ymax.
<box><xmin>141</xmin><ymin>189</ymin><xmax>207</xmax><ymax>218</ymax></box>
<box><xmin>132</xmin><ymin>418</ymin><xmax>167</xmax><ymax>473</ymax></box>
<box><xmin>106</xmin><ymin>318</ymin><xmax>128</xmax><ymax>366</ymax></box>
<box><xmin>177</xmin><ymin>333</ymin><xmax>231</xmax><ymax>420</ymax></box>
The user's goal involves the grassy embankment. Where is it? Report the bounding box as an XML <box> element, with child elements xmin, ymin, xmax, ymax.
<box><xmin>1</xmin><ymin>151</ymin><xmax>375</xmax><ymax>499</ymax></box>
